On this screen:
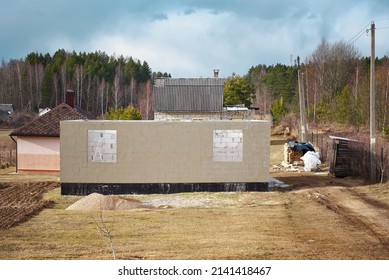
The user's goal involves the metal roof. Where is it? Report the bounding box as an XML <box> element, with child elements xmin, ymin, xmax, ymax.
<box><xmin>154</xmin><ymin>78</ymin><xmax>226</xmax><ymax>112</ymax></box>
<box><xmin>329</xmin><ymin>135</ymin><xmax>362</xmax><ymax>142</ymax></box>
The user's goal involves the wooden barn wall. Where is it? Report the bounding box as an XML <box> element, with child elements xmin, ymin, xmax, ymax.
<box><xmin>329</xmin><ymin>139</ymin><xmax>367</xmax><ymax>178</ymax></box>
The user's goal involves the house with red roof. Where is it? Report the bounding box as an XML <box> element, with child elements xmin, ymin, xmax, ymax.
<box><xmin>9</xmin><ymin>92</ymin><xmax>89</xmax><ymax>173</ymax></box>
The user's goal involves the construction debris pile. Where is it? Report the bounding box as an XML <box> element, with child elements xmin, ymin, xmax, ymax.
<box><xmin>273</xmin><ymin>141</ymin><xmax>322</xmax><ymax>172</ymax></box>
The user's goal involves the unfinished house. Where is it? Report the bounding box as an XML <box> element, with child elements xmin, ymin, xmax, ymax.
<box><xmin>60</xmin><ymin>120</ymin><xmax>271</xmax><ymax>195</ymax></box>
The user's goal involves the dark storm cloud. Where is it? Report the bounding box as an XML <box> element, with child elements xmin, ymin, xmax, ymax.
<box><xmin>1</xmin><ymin>0</ymin><xmax>167</xmax><ymax>59</ymax></box>
<box><xmin>1</xmin><ymin>0</ymin><xmax>389</xmax><ymax>77</ymax></box>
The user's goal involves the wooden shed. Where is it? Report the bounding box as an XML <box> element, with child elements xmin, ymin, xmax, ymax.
<box><xmin>329</xmin><ymin>136</ymin><xmax>366</xmax><ymax>178</ymax></box>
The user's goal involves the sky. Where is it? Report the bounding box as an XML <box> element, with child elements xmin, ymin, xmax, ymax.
<box><xmin>1</xmin><ymin>0</ymin><xmax>389</xmax><ymax>78</ymax></box>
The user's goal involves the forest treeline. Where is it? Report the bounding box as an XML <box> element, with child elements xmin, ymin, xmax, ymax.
<box><xmin>1</xmin><ymin>40</ymin><xmax>389</xmax><ymax>132</ymax></box>
<box><xmin>247</xmin><ymin>40</ymin><xmax>389</xmax><ymax>134</ymax></box>
<box><xmin>0</xmin><ymin>49</ymin><xmax>170</xmax><ymax>119</ymax></box>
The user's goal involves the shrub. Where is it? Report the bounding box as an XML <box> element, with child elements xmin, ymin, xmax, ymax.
<box><xmin>105</xmin><ymin>105</ymin><xmax>142</xmax><ymax>120</ymax></box>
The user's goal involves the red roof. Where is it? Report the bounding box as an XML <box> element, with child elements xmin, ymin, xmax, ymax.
<box><xmin>10</xmin><ymin>103</ymin><xmax>88</xmax><ymax>137</ymax></box>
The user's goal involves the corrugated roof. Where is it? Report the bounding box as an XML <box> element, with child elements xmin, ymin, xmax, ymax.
<box><xmin>157</xmin><ymin>78</ymin><xmax>226</xmax><ymax>86</ymax></box>
<box><xmin>10</xmin><ymin>103</ymin><xmax>88</xmax><ymax>137</ymax></box>
<box><xmin>154</xmin><ymin>78</ymin><xmax>226</xmax><ymax>112</ymax></box>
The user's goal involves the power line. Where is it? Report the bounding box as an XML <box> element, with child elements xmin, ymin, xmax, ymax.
<box><xmin>347</xmin><ymin>22</ymin><xmax>370</xmax><ymax>45</ymax></box>
<box><xmin>348</xmin><ymin>31</ymin><xmax>367</xmax><ymax>45</ymax></box>
<box><xmin>347</xmin><ymin>20</ymin><xmax>389</xmax><ymax>46</ymax></box>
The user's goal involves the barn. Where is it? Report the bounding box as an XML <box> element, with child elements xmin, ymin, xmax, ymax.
<box><xmin>153</xmin><ymin>77</ymin><xmax>226</xmax><ymax>121</ymax></box>
<box><xmin>153</xmin><ymin>77</ymin><xmax>260</xmax><ymax>121</ymax></box>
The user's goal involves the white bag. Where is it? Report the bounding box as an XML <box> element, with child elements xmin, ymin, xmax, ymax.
<box><xmin>301</xmin><ymin>151</ymin><xmax>321</xmax><ymax>172</ymax></box>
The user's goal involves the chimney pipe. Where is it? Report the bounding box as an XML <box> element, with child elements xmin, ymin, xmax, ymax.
<box><xmin>213</xmin><ymin>69</ymin><xmax>219</xmax><ymax>78</ymax></box>
<box><xmin>65</xmin><ymin>89</ymin><xmax>75</xmax><ymax>108</ymax></box>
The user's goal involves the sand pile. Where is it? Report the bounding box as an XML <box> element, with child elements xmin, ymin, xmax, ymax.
<box><xmin>66</xmin><ymin>193</ymin><xmax>155</xmax><ymax>211</ymax></box>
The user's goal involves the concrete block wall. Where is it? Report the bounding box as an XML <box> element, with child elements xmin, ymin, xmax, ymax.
<box><xmin>60</xmin><ymin>120</ymin><xmax>270</xmax><ymax>194</ymax></box>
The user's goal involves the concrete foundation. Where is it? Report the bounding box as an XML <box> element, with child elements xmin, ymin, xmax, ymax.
<box><xmin>61</xmin><ymin>182</ymin><xmax>269</xmax><ymax>195</ymax></box>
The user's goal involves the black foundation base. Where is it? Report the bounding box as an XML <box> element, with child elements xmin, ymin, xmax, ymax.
<box><xmin>61</xmin><ymin>182</ymin><xmax>269</xmax><ymax>195</ymax></box>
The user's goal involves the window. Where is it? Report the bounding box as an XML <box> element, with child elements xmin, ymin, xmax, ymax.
<box><xmin>213</xmin><ymin>130</ymin><xmax>243</xmax><ymax>162</ymax></box>
<box><xmin>88</xmin><ymin>130</ymin><xmax>117</xmax><ymax>162</ymax></box>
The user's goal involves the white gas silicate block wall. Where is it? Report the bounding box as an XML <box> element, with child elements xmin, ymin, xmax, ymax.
<box><xmin>213</xmin><ymin>129</ymin><xmax>243</xmax><ymax>162</ymax></box>
<box><xmin>87</xmin><ymin>130</ymin><xmax>117</xmax><ymax>162</ymax></box>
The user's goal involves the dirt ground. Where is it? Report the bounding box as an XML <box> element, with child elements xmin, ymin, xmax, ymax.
<box><xmin>0</xmin><ymin>137</ymin><xmax>388</xmax><ymax>259</ymax></box>
<box><xmin>0</xmin><ymin>181</ymin><xmax>58</xmax><ymax>229</ymax></box>
<box><xmin>270</xmin><ymin>170</ymin><xmax>389</xmax><ymax>256</ymax></box>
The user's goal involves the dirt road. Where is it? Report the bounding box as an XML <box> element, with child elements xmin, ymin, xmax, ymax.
<box><xmin>268</xmin><ymin>170</ymin><xmax>389</xmax><ymax>258</ymax></box>
<box><xmin>306</xmin><ymin>187</ymin><xmax>389</xmax><ymax>249</ymax></box>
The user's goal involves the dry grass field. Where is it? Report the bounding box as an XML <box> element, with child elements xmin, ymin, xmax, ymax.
<box><xmin>0</xmin><ymin>136</ymin><xmax>388</xmax><ymax>260</ymax></box>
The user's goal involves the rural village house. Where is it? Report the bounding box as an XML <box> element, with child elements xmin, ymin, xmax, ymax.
<box><xmin>153</xmin><ymin>71</ymin><xmax>258</xmax><ymax>120</ymax></box>
<box><xmin>9</xmin><ymin>92</ymin><xmax>89</xmax><ymax>173</ymax></box>
<box><xmin>153</xmin><ymin>77</ymin><xmax>226</xmax><ymax>121</ymax></box>
<box><xmin>153</xmin><ymin>70</ymin><xmax>229</xmax><ymax>120</ymax></box>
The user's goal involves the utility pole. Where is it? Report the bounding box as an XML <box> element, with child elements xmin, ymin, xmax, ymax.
<box><xmin>297</xmin><ymin>56</ymin><xmax>307</xmax><ymax>142</ymax></box>
<box><xmin>370</xmin><ymin>21</ymin><xmax>376</xmax><ymax>182</ymax></box>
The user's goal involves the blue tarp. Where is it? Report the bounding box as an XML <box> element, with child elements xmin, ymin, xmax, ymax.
<box><xmin>288</xmin><ymin>141</ymin><xmax>315</xmax><ymax>154</ymax></box>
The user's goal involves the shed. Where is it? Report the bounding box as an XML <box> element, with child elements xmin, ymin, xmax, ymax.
<box><xmin>329</xmin><ymin>136</ymin><xmax>366</xmax><ymax>177</ymax></box>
